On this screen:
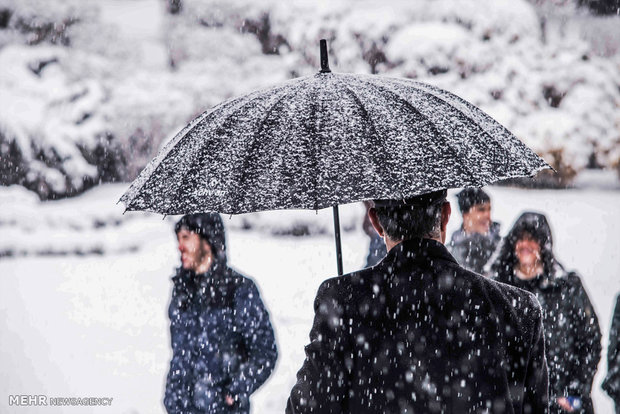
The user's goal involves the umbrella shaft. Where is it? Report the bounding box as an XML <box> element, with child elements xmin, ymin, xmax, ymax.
<box><xmin>333</xmin><ymin>206</ymin><xmax>343</xmax><ymax>276</ymax></box>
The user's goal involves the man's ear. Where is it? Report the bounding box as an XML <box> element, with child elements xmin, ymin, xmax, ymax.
<box><xmin>441</xmin><ymin>201</ymin><xmax>451</xmax><ymax>233</ymax></box>
<box><xmin>368</xmin><ymin>208</ymin><xmax>384</xmax><ymax>237</ymax></box>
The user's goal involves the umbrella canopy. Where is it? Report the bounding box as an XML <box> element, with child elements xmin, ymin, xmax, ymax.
<box><xmin>120</xmin><ymin>40</ymin><xmax>551</xmax><ymax>275</ymax></box>
<box><xmin>120</xmin><ymin>52</ymin><xmax>549</xmax><ymax>216</ymax></box>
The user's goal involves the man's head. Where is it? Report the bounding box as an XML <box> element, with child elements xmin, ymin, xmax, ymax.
<box><xmin>368</xmin><ymin>189</ymin><xmax>451</xmax><ymax>250</ymax></box>
<box><xmin>456</xmin><ymin>188</ymin><xmax>492</xmax><ymax>235</ymax></box>
<box><xmin>174</xmin><ymin>213</ymin><xmax>226</xmax><ymax>273</ymax></box>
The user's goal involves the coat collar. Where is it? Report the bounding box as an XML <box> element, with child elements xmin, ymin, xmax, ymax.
<box><xmin>172</xmin><ymin>259</ymin><xmax>227</xmax><ymax>284</ymax></box>
<box><xmin>383</xmin><ymin>237</ymin><xmax>459</xmax><ymax>266</ymax></box>
<box><xmin>510</xmin><ymin>261</ymin><xmax>567</xmax><ymax>290</ymax></box>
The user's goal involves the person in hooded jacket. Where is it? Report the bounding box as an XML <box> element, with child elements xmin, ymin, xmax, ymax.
<box><xmin>602</xmin><ymin>293</ymin><xmax>620</xmax><ymax>413</ymax></box>
<box><xmin>489</xmin><ymin>212</ymin><xmax>601</xmax><ymax>414</ymax></box>
<box><xmin>448</xmin><ymin>188</ymin><xmax>501</xmax><ymax>274</ymax></box>
<box><xmin>164</xmin><ymin>213</ymin><xmax>277</xmax><ymax>414</ymax></box>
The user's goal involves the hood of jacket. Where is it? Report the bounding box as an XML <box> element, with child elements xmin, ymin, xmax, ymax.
<box><xmin>175</xmin><ymin>212</ymin><xmax>227</xmax><ymax>264</ymax></box>
<box><xmin>490</xmin><ymin>212</ymin><xmax>558</xmax><ymax>286</ymax></box>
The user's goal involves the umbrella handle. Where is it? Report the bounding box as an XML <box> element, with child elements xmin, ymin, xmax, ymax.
<box><xmin>332</xmin><ymin>206</ymin><xmax>343</xmax><ymax>276</ymax></box>
<box><xmin>320</xmin><ymin>39</ymin><xmax>331</xmax><ymax>73</ymax></box>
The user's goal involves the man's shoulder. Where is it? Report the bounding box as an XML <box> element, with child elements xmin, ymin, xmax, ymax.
<box><xmin>224</xmin><ymin>267</ymin><xmax>259</xmax><ymax>290</ymax></box>
<box><xmin>316</xmin><ymin>272</ymin><xmax>356</xmax><ymax>299</ymax></box>
<box><xmin>481</xmin><ymin>274</ymin><xmax>543</xmax><ymax>318</ymax></box>
<box><xmin>314</xmin><ymin>265</ymin><xmax>385</xmax><ymax>308</ymax></box>
<box><xmin>223</xmin><ymin>269</ymin><xmax>269</xmax><ymax>310</ymax></box>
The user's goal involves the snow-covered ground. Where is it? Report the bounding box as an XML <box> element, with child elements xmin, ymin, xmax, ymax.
<box><xmin>0</xmin><ymin>183</ymin><xmax>619</xmax><ymax>413</ymax></box>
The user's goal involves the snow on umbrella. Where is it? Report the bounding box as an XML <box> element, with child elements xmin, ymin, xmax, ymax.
<box><xmin>120</xmin><ymin>40</ymin><xmax>551</xmax><ymax>274</ymax></box>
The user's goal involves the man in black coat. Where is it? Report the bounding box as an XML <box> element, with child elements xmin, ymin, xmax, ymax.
<box><xmin>164</xmin><ymin>213</ymin><xmax>277</xmax><ymax>414</ymax></box>
<box><xmin>448</xmin><ymin>188</ymin><xmax>501</xmax><ymax>274</ymax></box>
<box><xmin>287</xmin><ymin>190</ymin><xmax>549</xmax><ymax>414</ymax></box>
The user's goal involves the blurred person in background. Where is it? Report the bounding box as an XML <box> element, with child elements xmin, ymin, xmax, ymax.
<box><xmin>164</xmin><ymin>213</ymin><xmax>277</xmax><ymax>414</ymax></box>
<box><xmin>603</xmin><ymin>293</ymin><xmax>620</xmax><ymax>413</ymax></box>
<box><xmin>448</xmin><ymin>188</ymin><xmax>501</xmax><ymax>274</ymax></box>
<box><xmin>489</xmin><ymin>212</ymin><xmax>601</xmax><ymax>413</ymax></box>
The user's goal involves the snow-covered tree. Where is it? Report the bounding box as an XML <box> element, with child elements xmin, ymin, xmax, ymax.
<box><xmin>176</xmin><ymin>0</ymin><xmax>620</xmax><ymax>183</ymax></box>
<box><xmin>1</xmin><ymin>0</ymin><xmax>619</xmax><ymax>199</ymax></box>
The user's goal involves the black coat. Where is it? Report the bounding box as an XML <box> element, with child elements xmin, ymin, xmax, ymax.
<box><xmin>490</xmin><ymin>213</ymin><xmax>601</xmax><ymax>414</ymax></box>
<box><xmin>602</xmin><ymin>294</ymin><xmax>620</xmax><ymax>412</ymax></box>
<box><xmin>164</xmin><ymin>264</ymin><xmax>277</xmax><ymax>414</ymax></box>
<box><xmin>492</xmin><ymin>269</ymin><xmax>601</xmax><ymax>414</ymax></box>
<box><xmin>448</xmin><ymin>221</ymin><xmax>501</xmax><ymax>274</ymax></box>
<box><xmin>287</xmin><ymin>238</ymin><xmax>549</xmax><ymax>414</ymax></box>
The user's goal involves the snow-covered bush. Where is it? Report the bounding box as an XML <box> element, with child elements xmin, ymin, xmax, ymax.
<box><xmin>0</xmin><ymin>0</ymin><xmax>295</xmax><ymax>199</ymax></box>
<box><xmin>0</xmin><ymin>0</ymin><xmax>129</xmax><ymax>198</ymax></box>
<box><xmin>0</xmin><ymin>44</ymin><xmax>125</xmax><ymax>198</ymax></box>
<box><xmin>0</xmin><ymin>0</ymin><xmax>92</xmax><ymax>48</ymax></box>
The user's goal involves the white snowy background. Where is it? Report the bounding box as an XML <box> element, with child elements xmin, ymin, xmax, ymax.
<box><xmin>1</xmin><ymin>0</ymin><xmax>619</xmax><ymax>413</ymax></box>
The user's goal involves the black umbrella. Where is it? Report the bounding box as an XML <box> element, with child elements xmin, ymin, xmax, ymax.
<box><xmin>120</xmin><ymin>40</ymin><xmax>550</xmax><ymax>275</ymax></box>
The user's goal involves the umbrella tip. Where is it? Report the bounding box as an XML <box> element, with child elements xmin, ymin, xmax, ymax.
<box><xmin>319</xmin><ymin>39</ymin><xmax>331</xmax><ymax>73</ymax></box>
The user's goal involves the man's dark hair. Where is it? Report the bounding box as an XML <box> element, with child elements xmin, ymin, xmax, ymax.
<box><xmin>373</xmin><ymin>190</ymin><xmax>446</xmax><ymax>241</ymax></box>
<box><xmin>456</xmin><ymin>188</ymin><xmax>490</xmax><ymax>214</ymax></box>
